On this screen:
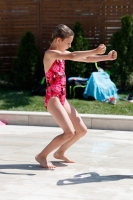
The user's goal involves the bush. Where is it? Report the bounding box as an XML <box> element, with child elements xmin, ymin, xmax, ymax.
<box><xmin>0</xmin><ymin>59</ymin><xmax>2</xmax><ymax>68</ymax></box>
<box><xmin>66</xmin><ymin>22</ymin><xmax>93</xmax><ymax>78</ymax></box>
<box><xmin>109</xmin><ymin>15</ymin><xmax>133</xmax><ymax>90</ymax></box>
<box><xmin>12</xmin><ymin>31</ymin><xmax>41</xmax><ymax>89</ymax></box>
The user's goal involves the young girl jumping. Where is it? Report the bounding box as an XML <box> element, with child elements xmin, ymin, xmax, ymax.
<box><xmin>35</xmin><ymin>24</ymin><xmax>117</xmax><ymax>169</ymax></box>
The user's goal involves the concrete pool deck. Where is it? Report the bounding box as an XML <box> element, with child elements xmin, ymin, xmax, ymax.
<box><xmin>0</xmin><ymin>125</ymin><xmax>133</xmax><ymax>200</ymax></box>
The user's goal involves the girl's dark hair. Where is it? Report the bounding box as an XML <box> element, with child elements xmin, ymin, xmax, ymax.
<box><xmin>50</xmin><ymin>24</ymin><xmax>74</xmax><ymax>43</ymax></box>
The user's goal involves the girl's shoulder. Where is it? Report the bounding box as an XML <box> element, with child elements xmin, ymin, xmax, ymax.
<box><xmin>44</xmin><ymin>49</ymin><xmax>60</xmax><ymax>58</ymax></box>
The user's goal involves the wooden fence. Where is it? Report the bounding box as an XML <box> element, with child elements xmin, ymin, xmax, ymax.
<box><xmin>0</xmin><ymin>0</ymin><xmax>133</xmax><ymax>71</ymax></box>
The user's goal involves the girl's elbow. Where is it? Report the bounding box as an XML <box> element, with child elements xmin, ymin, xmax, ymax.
<box><xmin>70</xmin><ymin>53</ymin><xmax>78</xmax><ymax>61</ymax></box>
<box><xmin>67</xmin><ymin>53</ymin><xmax>76</xmax><ymax>61</ymax></box>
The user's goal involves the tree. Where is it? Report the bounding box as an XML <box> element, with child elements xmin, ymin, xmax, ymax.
<box><xmin>0</xmin><ymin>59</ymin><xmax>2</xmax><ymax>68</ymax></box>
<box><xmin>12</xmin><ymin>31</ymin><xmax>40</xmax><ymax>89</ymax></box>
<box><xmin>109</xmin><ymin>15</ymin><xmax>133</xmax><ymax>89</ymax></box>
<box><xmin>66</xmin><ymin>22</ymin><xmax>92</xmax><ymax>78</ymax></box>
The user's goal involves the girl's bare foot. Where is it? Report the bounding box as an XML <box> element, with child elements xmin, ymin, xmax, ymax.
<box><xmin>53</xmin><ymin>152</ymin><xmax>75</xmax><ymax>163</ymax></box>
<box><xmin>35</xmin><ymin>154</ymin><xmax>56</xmax><ymax>169</ymax></box>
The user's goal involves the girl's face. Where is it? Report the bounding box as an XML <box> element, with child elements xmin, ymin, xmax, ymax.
<box><xmin>57</xmin><ymin>36</ymin><xmax>74</xmax><ymax>52</ymax></box>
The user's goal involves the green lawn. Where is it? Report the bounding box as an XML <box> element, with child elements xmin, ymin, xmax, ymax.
<box><xmin>0</xmin><ymin>89</ymin><xmax>133</xmax><ymax>115</ymax></box>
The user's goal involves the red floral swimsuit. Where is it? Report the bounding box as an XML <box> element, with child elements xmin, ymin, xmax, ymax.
<box><xmin>44</xmin><ymin>59</ymin><xmax>66</xmax><ymax>108</ymax></box>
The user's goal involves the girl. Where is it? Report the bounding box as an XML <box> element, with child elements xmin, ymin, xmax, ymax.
<box><xmin>35</xmin><ymin>24</ymin><xmax>117</xmax><ymax>169</ymax></box>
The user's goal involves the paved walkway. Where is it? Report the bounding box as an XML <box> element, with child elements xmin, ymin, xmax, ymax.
<box><xmin>0</xmin><ymin>125</ymin><xmax>133</xmax><ymax>200</ymax></box>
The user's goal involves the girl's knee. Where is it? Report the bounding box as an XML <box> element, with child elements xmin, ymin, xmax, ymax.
<box><xmin>63</xmin><ymin>129</ymin><xmax>75</xmax><ymax>140</ymax></box>
<box><xmin>77</xmin><ymin>126</ymin><xmax>88</xmax><ymax>137</ymax></box>
<box><xmin>82</xmin><ymin>127</ymin><xmax>88</xmax><ymax>136</ymax></box>
<box><xmin>83</xmin><ymin>127</ymin><xmax>88</xmax><ymax>135</ymax></box>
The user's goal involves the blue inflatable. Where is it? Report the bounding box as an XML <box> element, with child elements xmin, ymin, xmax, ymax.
<box><xmin>83</xmin><ymin>72</ymin><xmax>118</xmax><ymax>102</ymax></box>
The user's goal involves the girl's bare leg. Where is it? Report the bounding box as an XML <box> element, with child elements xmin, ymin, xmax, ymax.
<box><xmin>35</xmin><ymin>97</ymin><xmax>75</xmax><ymax>169</ymax></box>
<box><xmin>54</xmin><ymin>99</ymin><xmax>87</xmax><ymax>163</ymax></box>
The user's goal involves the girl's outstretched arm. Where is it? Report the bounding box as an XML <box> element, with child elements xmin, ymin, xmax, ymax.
<box><xmin>75</xmin><ymin>50</ymin><xmax>117</xmax><ymax>63</ymax></box>
<box><xmin>45</xmin><ymin>44</ymin><xmax>106</xmax><ymax>61</ymax></box>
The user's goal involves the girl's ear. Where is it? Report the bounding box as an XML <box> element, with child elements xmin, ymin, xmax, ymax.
<box><xmin>56</xmin><ymin>37</ymin><xmax>62</xmax><ymax>44</ymax></box>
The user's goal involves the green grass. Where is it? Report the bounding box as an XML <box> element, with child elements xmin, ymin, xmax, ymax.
<box><xmin>0</xmin><ymin>89</ymin><xmax>133</xmax><ymax>115</ymax></box>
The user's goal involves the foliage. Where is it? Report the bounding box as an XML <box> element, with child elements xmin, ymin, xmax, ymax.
<box><xmin>109</xmin><ymin>15</ymin><xmax>133</xmax><ymax>89</ymax></box>
<box><xmin>0</xmin><ymin>59</ymin><xmax>2</xmax><ymax>68</ymax></box>
<box><xmin>66</xmin><ymin>22</ymin><xmax>93</xmax><ymax>78</ymax></box>
<box><xmin>12</xmin><ymin>31</ymin><xmax>41</xmax><ymax>89</ymax></box>
<box><xmin>0</xmin><ymin>60</ymin><xmax>13</xmax><ymax>88</ymax></box>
